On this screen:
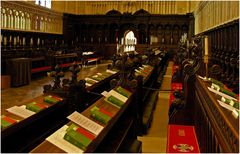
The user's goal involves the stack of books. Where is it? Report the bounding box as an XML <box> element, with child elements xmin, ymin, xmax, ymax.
<box><xmin>105</xmin><ymin>95</ymin><xmax>125</xmax><ymax>108</ymax></box>
<box><xmin>135</xmin><ymin>65</ymin><xmax>153</xmax><ymax>78</ymax></box>
<box><xmin>64</xmin><ymin>123</ymin><xmax>96</xmax><ymax>151</ymax></box>
<box><xmin>90</xmin><ymin>106</ymin><xmax>113</xmax><ymax>124</ymax></box>
<box><xmin>26</xmin><ymin>102</ymin><xmax>48</xmax><ymax>113</ymax></box>
<box><xmin>1</xmin><ymin>115</ymin><xmax>17</xmax><ymax>129</ymax></box>
<box><xmin>104</xmin><ymin>86</ymin><xmax>132</xmax><ymax>108</ymax></box>
<box><xmin>221</xmin><ymin>97</ymin><xmax>239</xmax><ymax>109</ymax></box>
<box><xmin>44</xmin><ymin>95</ymin><xmax>63</xmax><ymax>104</ymax></box>
<box><xmin>211</xmin><ymin>83</ymin><xmax>238</xmax><ymax>98</ymax></box>
<box><xmin>115</xmin><ymin>86</ymin><xmax>131</xmax><ymax>98</ymax></box>
<box><xmin>90</xmin><ymin>75</ymin><xmax>104</xmax><ymax>81</ymax></box>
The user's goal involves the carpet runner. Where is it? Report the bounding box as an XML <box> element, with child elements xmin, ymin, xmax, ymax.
<box><xmin>169</xmin><ymin>92</ymin><xmax>175</xmax><ymax>107</ymax></box>
<box><xmin>167</xmin><ymin>124</ymin><xmax>200</xmax><ymax>153</ymax></box>
<box><xmin>169</xmin><ymin>64</ymin><xmax>182</xmax><ymax>106</ymax></box>
<box><xmin>171</xmin><ymin>83</ymin><xmax>183</xmax><ymax>91</ymax></box>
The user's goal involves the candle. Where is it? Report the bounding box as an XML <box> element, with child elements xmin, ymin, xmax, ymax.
<box><xmin>4</xmin><ymin>37</ymin><xmax>7</xmax><ymax>46</ymax></box>
<box><xmin>17</xmin><ymin>36</ymin><xmax>19</xmax><ymax>44</ymax></box>
<box><xmin>37</xmin><ymin>38</ymin><xmax>40</xmax><ymax>45</ymax></box>
<box><xmin>9</xmin><ymin>35</ymin><xmax>12</xmax><ymax>43</ymax></box>
<box><xmin>204</xmin><ymin>36</ymin><xmax>208</xmax><ymax>56</ymax></box>
<box><xmin>13</xmin><ymin>37</ymin><xmax>16</xmax><ymax>46</ymax></box>
<box><xmin>30</xmin><ymin>38</ymin><xmax>33</xmax><ymax>45</ymax></box>
<box><xmin>23</xmin><ymin>37</ymin><xmax>26</xmax><ymax>45</ymax></box>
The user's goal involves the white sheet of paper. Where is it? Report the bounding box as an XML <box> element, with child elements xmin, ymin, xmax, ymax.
<box><xmin>85</xmin><ymin>77</ymin><xmax>98</xmax><ymax>83</ymax></box>
<box><xmin>97</xmin><ymin>73</ymin><xmax>102</xmax><ymax>76</ymax></box>
<box><xmin>67</xmin><ymin>111</ymin><xmax>104</xmax><ymax>135</ymax></box>
<box><xmin>85</xmin><ymin>83</ymin><xmax>92</xmax><ymax>87</ymax></box>
<box><xmin>6</xmin><ymin>106</ymin><xmax>35</xmax><ymax>118</ymax></box>
<box><xmin>207</xmin><ymin>87</ymin><xmax>237</xmax><ymax>101</ymax></box>
<box><xmin>106</xmin><ymin>69</ymin><xmax>116</xmax><ymax>74</ymax></box>
<box><xmin>197</xmin><ymin>75</ymin><xmax>208</xmax><ymax>81</ymax></box>
<box><xmin>101</xmin><ymin>91</ymin><xmax>110</xmax><ymax>97</ymax></box>
<box><xmin>232</xmin><ymin>109</ymin><xmax>239</xmax><ymax>118</ymax></box>
<box><xmin>109</xmin><ymin>90</ymin><xmax>128</xmax><ymax>103</ymax></box>
<box><xmin>46</xmin><ymin>125</ymin><xmax>83</xmax><ymax>153</ymax></box>
<box><xmin>135</xmin><ymin>69</ymin><xmax>141</xmax><ymax>73</ymax></box>
<box><xmin>217</xmin><ymin>100</ymin><xmax>235</xmax><ymax>112</ymax></box>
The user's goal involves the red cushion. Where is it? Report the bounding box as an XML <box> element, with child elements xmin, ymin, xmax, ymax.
<box><xmin>167</xmin><ymin>124</ymin><xmax>200</xmax><ymax>153</ymax></box>
<box><xmin>169</xmin><ymin>92</ymin><xmax>175</xmax><ymax>107</ymax></box>
<box><xmin>60</xmin><ymin>63</ymin><xmax>72</xmax><ymax>68</ymax></box>
<box><xmin>171</xmin><ymin>83</ymin><xmax>183</xmax><ymax>91</ymax></box>
<box><xmin>31</xmin><ymin>66</ymin><xmax>51</xmax><ymax>73</ymax></box>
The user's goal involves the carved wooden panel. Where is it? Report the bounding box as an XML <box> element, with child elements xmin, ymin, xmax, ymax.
<box><xmin>194</xmin><ymin>78</ymin><xmax>239</xmax><ymax>153</ymax></box>
<box><xmin>63</xmin><ymin>10</ymin><xmax>193</xmax><ymax>57</ymax></box>
<box><xmin>196</xmin><ymin>19</ymin><xmax>239</xmax><ymax>91</ymax></box>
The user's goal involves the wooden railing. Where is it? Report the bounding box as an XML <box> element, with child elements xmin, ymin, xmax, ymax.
<box><xmin>194</xmin><ymin>77</ymin><xmax>239</xmax><ymax>153</ymax></box>
<box><xmin>1</xmin><ymin>1</ymin><xmax>63</xmax><ymax>35</ymax></box>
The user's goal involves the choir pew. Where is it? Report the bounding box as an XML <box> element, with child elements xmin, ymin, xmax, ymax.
<box><xmin>1</xmin><ymin>69</ymin><xmax>119</xmax><ymax>153</ymax></box>
<box><xmin>194</xmin><ymin>77</ymin><xmax>239</xmax><ymax>153</ymax></box>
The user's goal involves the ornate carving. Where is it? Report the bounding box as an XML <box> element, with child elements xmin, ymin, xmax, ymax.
<box><xmin>195</xmin><ymin>80</ymin><xmax>239</xmax><ymax>152</ymax></box>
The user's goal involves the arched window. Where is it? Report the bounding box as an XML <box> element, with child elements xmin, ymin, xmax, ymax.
<box><xmin>35</xmin><ymin>0</ymin><xmax>51</xmax><ymax>9</ymax></box>
<box><xmin>124</xmin><ymin>31</ymin><xmax>137</xmax><ymax>52</ymax></box>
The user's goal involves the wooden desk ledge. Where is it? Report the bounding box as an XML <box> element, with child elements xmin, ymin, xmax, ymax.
<box><xmin>31</xmin><ymin>89</ymin><xmax>133</xmax><ymax>153</ymax></box>
<box><xmin>167</xmin><ymin>124</ymin><xmax>200</xmax><ymax>153</ymax></box>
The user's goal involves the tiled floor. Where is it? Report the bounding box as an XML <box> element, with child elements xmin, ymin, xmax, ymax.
<box><xmin>1</xmin><ymin>61</ymin><xmax>111</xmax><ymax>112</ymax></box>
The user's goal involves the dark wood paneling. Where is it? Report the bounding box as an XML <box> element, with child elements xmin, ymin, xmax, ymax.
<box><xmin>196</xmin><ymin>19</ymin><xmax>239</xmax><ymax>92</ymax></box>
<box><xmin>63</xmin><ymin>10</ymin><xmax>193</xmax><ymax>57</ymax></box>
<box><xmin>194</xmin><ymin>78</ymin><xmax>239</xmax><ymax>153</ymax></box>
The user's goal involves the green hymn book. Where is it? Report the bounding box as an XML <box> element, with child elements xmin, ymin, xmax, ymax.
<box><xmin>115</xmin><ymin>86</ymin><xmax>131</xmax><ymax>98</ymax></box>
<box><xmin>219</xmin><ymin>87</ymin><xmax>238</xmax><ymax>98</ymax></box>
<box><xmin>1</xmin><ymin>115</ymin><xmax>17</xmax><ymax>129</ymax></box>
<box><xmin>26</xmin><ymin>102</ymin><xmax>47</xmax><ymax>113</ymax></box>
<box><xmin>90</xmin><ymin>106</ymin><xmax>111</xmax><ymax>124</ymax></box>
<box><xmin>64</xmin><ymin>123</ymin><xmax>95</xmax><ymax>150</ymax></box>
<box><xmin>86</xmin><ymin>79</ymin><xmax>95</xmax><ymax>84</ymax></box>
<box><xmin>44</xmin><ymin>95</ymin><xmax>62</xmax><ymax>104</ymax></box>
<box><xmin>208</xmin><ymin>78</ymin><xmax>224</xmax><ymax>87</ymax></box>
<box><xmin>90</xmin><ymin>76</ymin><xmax>102</xmax><ymax>81</ymax></box>
<box><xmin>106</xmin><ymin>95</ymin><xmax>125</xmax><ymax>108</ymax></box>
